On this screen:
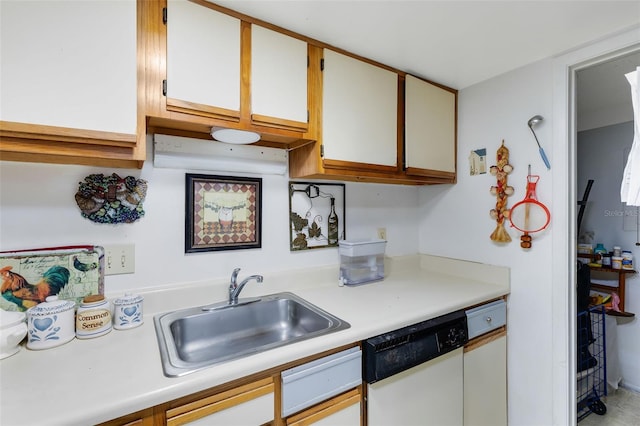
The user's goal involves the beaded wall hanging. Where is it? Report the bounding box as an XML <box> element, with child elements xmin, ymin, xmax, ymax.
<box><xmin>75</xmin><ymin>173</ymin><xmax>147</xmax><ymax>224</ymax></box>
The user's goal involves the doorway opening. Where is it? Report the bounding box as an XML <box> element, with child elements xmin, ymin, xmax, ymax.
<box><xmin>571</xmin><ymin>46</ymin><xmax>640</xmax><ymax>424</ymax></box>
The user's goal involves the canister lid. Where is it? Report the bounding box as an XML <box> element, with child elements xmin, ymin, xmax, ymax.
<box><xmin>114</xmin><ymin>292</ymin><xmax>143</xmax><ymax>306</ymax></box>
<box><xmin>26</xmin><ymin>296</ymin><xmax>75</xmax><ymax>316</ymax></box>
<box><xmin>82</xmin><ymin>294</ymin><xmax>105</xmax><ymax>304</ymax></box>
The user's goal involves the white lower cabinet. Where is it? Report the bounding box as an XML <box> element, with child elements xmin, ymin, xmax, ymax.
<box><xmin>286</xmin><ymin>387</ymin><xmax>361</xmax><ymax>426</ymax></box>
<box><xmin>312</xmin><ymin>399</ymin><xmax>359</xmax><ymax>426</ymax></box>
<box><xmin>165</xmin><ymin>378</ymin><xmax>274</xmax><ymax>426</ymax></box>
<box><xmin>463</xmin><ymin>334</ymin><xmax>507</xmax><ymax>426</ymax></box>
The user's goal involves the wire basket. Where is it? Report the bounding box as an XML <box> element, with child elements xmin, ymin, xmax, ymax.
<box><xmin>577</xmin><ymin>305</ymin><xmax>607</xmax><ymax>421</ymax></box>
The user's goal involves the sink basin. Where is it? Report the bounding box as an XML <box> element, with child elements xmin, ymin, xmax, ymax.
<box><xmin>154</xmin><ymin>292</ymin><xmax>350</xmax><ymax>377</ymax></box>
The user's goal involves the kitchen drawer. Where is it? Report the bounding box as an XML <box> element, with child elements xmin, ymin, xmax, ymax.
<box><xmin>466</xmin><ymin>299</ymin><xmax>506</xmax><ymax>340</ymax></box>
<box><xmin>281</xmin><ymin>346</ymin><xmax>362</xmax><ymax>417</ymax></box>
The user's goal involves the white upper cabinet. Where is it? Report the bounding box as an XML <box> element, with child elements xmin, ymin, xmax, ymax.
<box><xmin>166</xmin><ymin>0</ymin><xmax>240</xmax><ymax>114</ymax></box>
<box><xmin>0</xmin><ymin>0</ymin><xmax>136</xmax><ymax>134</ymax></box>
<box><xmin>251</xmin><ymin>25</ymin><xmax>308</xmax><ymax>125</ymax></box>
<box><xmin>405</xmin><ymin>75</ymin><xmax>456</xmax><ymax>174</ymax></box>
<box><xmin>322</xmin><ymin>49</ymin><xmax>398</xmax><ymax>167</ymax></box>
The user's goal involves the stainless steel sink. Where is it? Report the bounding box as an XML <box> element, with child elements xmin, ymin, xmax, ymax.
<box><xmin>154</xmin><ymin>292</ymin><xmax>350</xmax><ymax>377</ymax></box>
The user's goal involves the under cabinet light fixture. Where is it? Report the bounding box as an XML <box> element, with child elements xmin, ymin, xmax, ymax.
<box><xmin>210</xmin><ymin>127</ymin><xmax>261</xmax><ymax>145</ymax></box>
<box><xmin>153</xmin><ymin>134</ymin><xmax>287</xmax><ymax>175</ymax></box>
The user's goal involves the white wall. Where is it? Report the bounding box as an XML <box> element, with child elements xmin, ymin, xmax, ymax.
<box><xmin>417</xmin><ymin>26</ymin><xmax>640</xmax><ymax>426</ymax></box>
<box><xmin>419</xmin><ymin>59</ymin><xmax>556</xmax><ymax>425</ymax></box>
<box><xmin>578</xmin><ymin>122</ymin><xmax>640</xmax><ymax>390</ymax></box>
<box><xmin>2</xmin><ymin>25</ymin><xmax>638</xmax><ymax>426</ymax></box>
<box><xmin>0</xmin><ymin>137</ymin><xmax>419</xmax><ymax>297</ymax></box>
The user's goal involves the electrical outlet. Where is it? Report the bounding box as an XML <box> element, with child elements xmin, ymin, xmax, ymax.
<box><xmin>377</xmin><ymin>228</ymin><xmax>387</xmax><ymax>240</ymax></box>
<box><xmin>103</xmin><ymin>244</ymin><xmax>135</xmax><ymax>275</ymax></box>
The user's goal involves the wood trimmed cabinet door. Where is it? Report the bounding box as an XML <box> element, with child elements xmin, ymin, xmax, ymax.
<box><xmin>0</xmin><ymin>0</ymin><xmax>141</xmax><ymax>168</ymax></box>
<box><xmin>285</xmin><ymin>388</ymin><xmax>362</xmax><ymax>426</ymax></box>
<box><xmin>164</xmin><ymin>377</ymin><xmax>275</xmax><ymax>426</ymax></box>
<box><xmin>251</xmin><ymin>24</ymin><xmax>309</xmax><ymax>132</ymax></box>
<box><xmin>143</xmin><ymin>0</ymin><xmax>314</xmax><ymax>145</ymax></box>
<box><xmin>404</xmin><ymin>74</ymin><xmax>457</xmax><ymax>182</ymax></box>
<box><xmin>321</xmin><ymin>49</ymin><xmax>399</xmax><ymax>173</ymax></box>
<box><xmin>165</xmin><ymin>0</ymin><xmax>241</xmax><ymax>122</ymax></box>
<box><xmin>463</xmin><ymin>332</ymin><xmax>507</xmax><ymax>426</ymax></box>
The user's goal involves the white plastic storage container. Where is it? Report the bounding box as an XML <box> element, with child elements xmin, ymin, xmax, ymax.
<box><xmin>338</xmin><ymin>239</ymin><xmax>386</xmax><ymax>285</ymax></box>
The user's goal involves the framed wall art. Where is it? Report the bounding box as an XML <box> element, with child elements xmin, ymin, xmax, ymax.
<box><xmin>186</xmin><ymin>174</ymin><xmax>262</xmax><ymax>253</ymax></box>
<box><xmin>289</xmin><ymin>182</ymin><xmax>345</xmax><ymax>251</ymax></box>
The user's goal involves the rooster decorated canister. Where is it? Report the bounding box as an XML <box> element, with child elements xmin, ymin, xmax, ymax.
<box><xmin>113</xmin><ymin>293</ymin><xmax>143</xmax><ymax>330</ymax></box>
<box><xmin>76</xmin><ymin>294</ymin><xmax>112</xmax><ymax>339</ymax></box>
<box><xmin>26</xmin><ymin>296</ymin><xmax>75</xmax><ymax>350</ymax></box>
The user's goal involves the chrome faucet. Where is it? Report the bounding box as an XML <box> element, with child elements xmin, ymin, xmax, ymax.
<box><xmin>228</xmin><ymin>268</ymin><xmax>263</xmax><ymax>305</ymax></box>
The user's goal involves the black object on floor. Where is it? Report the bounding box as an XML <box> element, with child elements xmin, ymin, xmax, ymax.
<box><xmin>577</xmin><ymin>305</ymin><xmax>607</xmax><ymax>422</ymax></box>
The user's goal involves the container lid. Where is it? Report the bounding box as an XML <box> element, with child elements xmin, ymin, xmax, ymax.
<box><xmin>114</xmin><ymin>293</ymin><xmax>143</xmax><ymax>306</ymax></box>
<box><xmin>338</xmin><ymin>239</ymin><xmax>387</xmax><ymax>257</ymax></box>
<box><xmin>26</xmin><ymin>296</ymin><xmax>75</xmax><ymax>316</ymax></box>
<box><xmin>338</xmin><ymin>239</ymin><xmax>387</xmax><ymax>247</ymax></box>
<box><xmin>82</xmin><ymin>294</ymin><xmax>105</xmax><ymax>304</ymax></box>
<box><xmin>0</xmin><ymin>309</ymin><xmax>26</xmax><ymax>330</ymax></box>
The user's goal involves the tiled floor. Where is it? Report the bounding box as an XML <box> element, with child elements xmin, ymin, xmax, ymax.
<box><xmin>579</xmin><ymin>387</ymin><xmax>640</xmax><ymax>425</ymax></box>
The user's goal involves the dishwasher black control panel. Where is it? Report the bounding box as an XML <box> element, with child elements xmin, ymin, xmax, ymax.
<box><xmin>363</xmin><ymin>309</ymin><xmax>468</xmax><ymax>384</ymax></box>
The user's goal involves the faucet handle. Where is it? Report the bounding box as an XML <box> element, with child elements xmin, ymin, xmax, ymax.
<box><xmin>230</xmin><ymin>268</ymin><xmax>241</xmax><ymax>286</ymax></box>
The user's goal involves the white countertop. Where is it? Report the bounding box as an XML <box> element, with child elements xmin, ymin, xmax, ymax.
<box><xmin>0</xmin><ymin>255</ymin><xmax>509</xmax><ymax>425</ymax></box>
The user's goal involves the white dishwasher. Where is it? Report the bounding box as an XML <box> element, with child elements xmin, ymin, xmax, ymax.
<box><xmin>363</xmin><ymin>310</ymin><xmax>468</xmax><ymax>426</ymax></box>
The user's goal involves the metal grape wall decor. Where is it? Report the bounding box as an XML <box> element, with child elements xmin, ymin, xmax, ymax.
<box><xmin>75</xmin><ymin>173</ymin><xmax>147</xmax><ymax>224</ymax></box>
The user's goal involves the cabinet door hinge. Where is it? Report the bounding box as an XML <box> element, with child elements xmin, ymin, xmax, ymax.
<box><xmin>162</xmin><ymin>80</ymin><xmax>167</xmax><ymax>96</ymax></box>
<box><xmin>320</xmin><ymin>58</ymin><xmax>324</xmax><ymax>71</ymax></box>
<box><xmin>162</xmin><ymin>7</ymin><xmax>168</xmax><ymax>24</ymax></box>
<box><xmin>307</xmin><ymin>55</ymin><xmax>310</xmax><ymax>68</ymax></box>
<box><xmin>307</xmin><ymin>110</ymin><xmax>309</xmax><ymax>123</ymax></box>
<box><xmin>320</xmin><ymin>144</ymin><xmax>324</xmax><ymax>157</ymax></box>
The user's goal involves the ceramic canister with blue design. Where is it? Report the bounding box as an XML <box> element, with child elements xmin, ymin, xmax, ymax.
<box><xmin>113</xmin><ymin>293</ymin><xmax>143</xmax><ymax>330</ymax></box>
<box><xmin>26</xmin><ymin>296</ymin><xmax>76</xmax><ymax>350</ymax></box>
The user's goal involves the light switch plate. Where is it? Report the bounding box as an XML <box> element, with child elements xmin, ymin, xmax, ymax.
<box><xmin>103</xmin><ymin>244</ymin><xmax>135</xmax><ymax>275</ymax></box>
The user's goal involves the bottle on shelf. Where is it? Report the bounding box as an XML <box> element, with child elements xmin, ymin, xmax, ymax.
<box><xmin>594</xmin><ymin>243</ymin><xmax>607</xmax><ymax>265</ymax></box>
<box><xmin>328</xmin><ymin>197</ymin><xmax>339</xmax><ymax>246</ymax></box>
<box><xmin>622</xmin><ymin>251</ymin><xmax>634</xmax><ymax>270</ymax></box>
